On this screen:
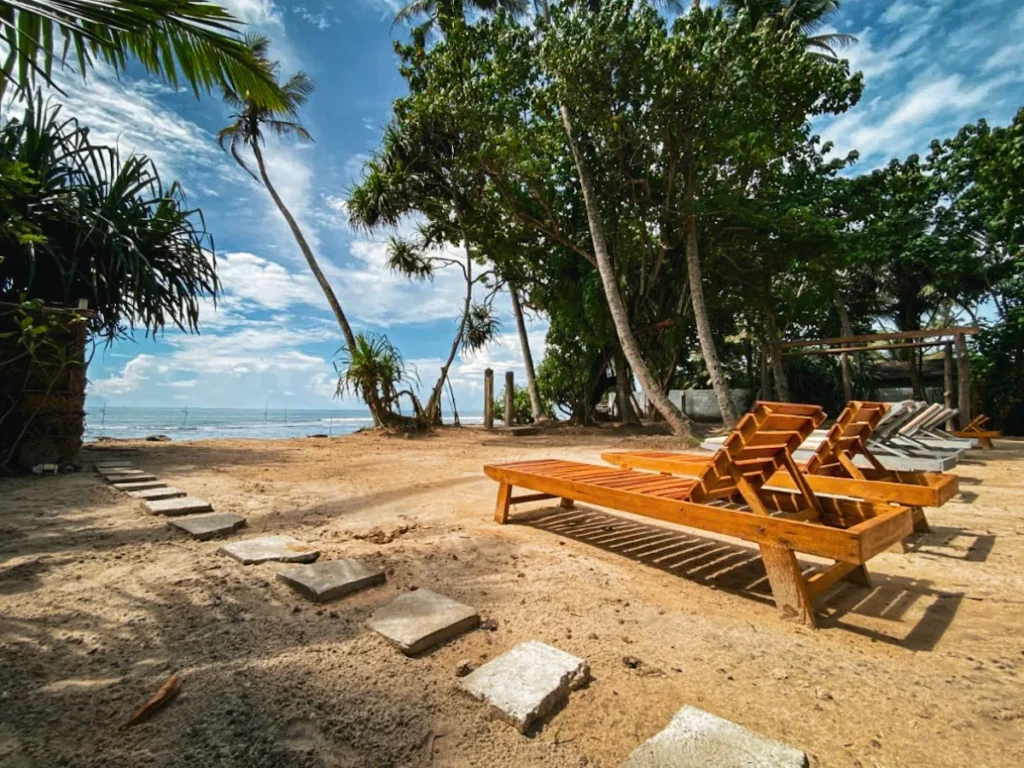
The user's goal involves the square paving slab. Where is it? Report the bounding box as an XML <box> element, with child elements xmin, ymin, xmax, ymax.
<box><xmin>168</xmin><ymin>513</ymin><xmax>246</xmax><ymax>541</ymax></box>
<box><xmin>458</xmin><ymin>640</ymin><xmax>590</xmax><ymax>733</ymax></box>
<box><xmin>112</xmin><ymin>480</ymin><xmax>167</xmax><ymax>492</ymax></box>
<box><xmin>96</xmin><ymin>461</ymin><xmax>135</xmax><ymax>470</ymax></box>
<box><xmin>98</xmin><ymin>466</ymin><xmax>145</xmax><ymax>476</ymax></box>
<box><xmin>145</xmin><ymin>497</ymin><xmax>213</xmax><ymax>516</ymax></box>
<box><xmin>105</xmin><ymin>472</ymin><xmax>157</xmax><ymax>484</ymax></box>
<box><xmin>219</xmin><ymin>535</ymin><xmax>320</xmax><ymax>565</ymax></box>
<box><xmin>128</xmin><ymin>486</ymin><xmax>186</xmax><ymax>501</ymax></box>
<box><xmin>621</xmin><ymin>706</ymin><xmax>807</xmax><ymax>768</ymax></box>
<box><xmin>277</xmin><ymin>559</ymin><xmax>385</xmax><ymax>602</ymax></box>
<box><xmin>367</xmin><ymin>589</ymin><xmax>479</xmax><ymax>655</ymax></box>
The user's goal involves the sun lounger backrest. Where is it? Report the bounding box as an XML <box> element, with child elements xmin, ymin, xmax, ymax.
<box><xmin>899</xmin><ymin>403</ymin><xmax>943</xmax><ymax>436</ymax></box>
<box><xmin>690</xmin><ymin>401</ymin><xmax>825</xmax><ymax>501</ymax></box>
<box><xmin>803</xmin><ymin>401</ymin><xmax>890</xmax><ymax>475</ymax></box>
<box><xmin>874</xmin><ymin>401</ymin><xmax>925</xmax><ymax>440</ymax></box>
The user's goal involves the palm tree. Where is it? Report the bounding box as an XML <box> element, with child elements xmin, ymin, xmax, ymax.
<box><xmin>0</xmin><ymin>0</ymin><xmax>281</xmax><ymax>105</ymax></box>
<box><xmin>720</xmin><ymin>0</ymin><xmax>856</xmax><ymax>57</ymax></box>
<box><xmin>217</xmin><ymin>37</ymin><xmax>372</xmax><ymax>417</ymax></box>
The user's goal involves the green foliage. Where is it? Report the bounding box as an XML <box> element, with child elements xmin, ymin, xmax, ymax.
<box><xmin>0</xmin><ymin>0</ymin><xmax>284</xmax><ymax>108</ymax></box>
<box><xmin>335</xmin><ymin>332</ymin><xmax>420</xmax><ymax>419</ymax></box>
<box><xmin>492</xmin><ymin>385</ymin><xmax>552</xmax><ymax>424</ymax></box>
<box><xmin>0</xmin><ymin>98</ymin><xmax>218</xmax><ymax>341</ymax></box>
<box><xmin>973</xmin><ymin>309</ymin><xmax>1024</xmax><ymax>434</ymax></box>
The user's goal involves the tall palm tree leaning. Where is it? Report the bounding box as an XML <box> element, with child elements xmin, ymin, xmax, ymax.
<box><xmin>217</xmin><ymin>37</ymin><xmax>369</xmax><ymax>418</ymax></box>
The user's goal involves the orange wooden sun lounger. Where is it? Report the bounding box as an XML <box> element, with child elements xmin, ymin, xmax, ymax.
<box><xmin>485</xmin><ymin>403</ymin><xmax>914</xmax><ymax>628</ymax></box>
<box><xmin>604</xmin><ymin>401</ymin><xmax>958</xmax><ymax>516</ymax></box>
<box><xmin>953</xmin><ymin>415</ymin><xmax>1000</xmax><ymax>449</ymax></box>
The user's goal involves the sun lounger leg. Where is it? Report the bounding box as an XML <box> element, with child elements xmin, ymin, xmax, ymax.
<box><xmin>494</xmin><ymin>482</ymin><xmax>513</xmax><ymax>524</ymax></box>
<box><xmin>843</xmin><ymin>564</ymin><xmax>872</xmax><ymax>588</ymax></box>
<box><xmin>911</xmin><ymin>506</ymin><xmax>931</xmax><ymax>533</ymax></box>
<box><xmin>560</xmin><ymin>497</ymin><xmax>575</xmax><ymax>510</ymax></box>
<box><xmin>759</xmin><ymin>544</ymin><xmax>817</xmax><ymax>628</ymax></box>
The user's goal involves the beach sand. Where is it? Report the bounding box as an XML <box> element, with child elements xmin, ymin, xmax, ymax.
<box><xmin>1</xmin><ymin>426</ymin><xmax>1022</xmax><ymax>767</ymax></box>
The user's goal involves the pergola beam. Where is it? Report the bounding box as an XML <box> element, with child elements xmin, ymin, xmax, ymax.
<box><xmin>783</xmin><ymin>340</ymin><xmax>946</xmax><ymax>357</ymax></box>
<box><xmin>780</xmin><ymin>326</ymin><xmax>980</xmax><ymax>350</ymax></box>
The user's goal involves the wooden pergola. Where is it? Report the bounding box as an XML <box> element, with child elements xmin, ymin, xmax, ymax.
<box><xmin>780</xmin><ymin>327</ymin><xmax>980</xmax><ymax>429</ymax></box>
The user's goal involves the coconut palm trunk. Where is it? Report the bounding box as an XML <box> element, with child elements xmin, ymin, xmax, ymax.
<box><xmin>685</xmin><ymin>209</ymin><xmax>738</xmax><ymax>425</ymax></box>
<box><xmin>557</xmin><ymin>103</ymin><xmax>690</xmax><ymax>435</ymax></box>
<box><xmin>509</xmin><ymin>283</ymin><xmax>546</xmax><ymax>422</ymax></box>
<box><xmin>251</xmin><ymin>142</ymin><xmax>387</xmax><ymax>423</ymax></box>
<box><xmin>251</xmin><ymin>143</ymin><xmax>356</xmax><ymax>352</ymax></box>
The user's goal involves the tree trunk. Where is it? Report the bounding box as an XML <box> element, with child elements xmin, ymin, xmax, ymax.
<box><xmin>613</xmin><ymin>346</ymin><xmax>639</xmax><ymax>424</ymax></box>
<box><xmin>556</xmin><ymin>103</ymin><xmax>690</xmax><ymax>436</ymax></box>
<box><xmin>425</xmin><ymin>255</ymin><xmax>473</xmax><ymax>424</ymax></box>
<box><xmin>835</xmin><ymin>292</ymin><xmax>854</xmax><ymax>403</ymax></box>
<box><xmin>253</xmin><ymin>144</ymin><xmax>356</xmax><ymax>352</ymax></box>
<box><xmin>764</xmin><ymin>307</ymin><xmax>790</xmax><ymax>401</ymax></box>
<box><xmin>251</xmin><ymin>144</ymin><xmax>388</xmax><ymax>422</ymax></box>
<box><xmin>685</xmin><ymin>211</ymin><xmax>737</xmax><ymax>425</ymax></box>
<box><xmin>509</xmin><ymin>283</ymin><xmax>546</xmax><ymax>422</ymax></box>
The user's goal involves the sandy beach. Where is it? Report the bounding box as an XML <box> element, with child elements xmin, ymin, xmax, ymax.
<box><xmin>2</xmin><ymin>427</ymin><xmax>1023</xmax><ymax>767</ymax></box>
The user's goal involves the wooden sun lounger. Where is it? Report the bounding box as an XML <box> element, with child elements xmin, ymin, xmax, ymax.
<box><xmin>954</xmin><ymin>415</ymin><xmax>1000</xmax><ymax>449</ymax></box>
<box><xmin>605</xmin><ymin>401</ymin><xmax>957</xmax><ymax>517</ymax></box>
<box><xmin>485</xmin><ymin>403</ymin><xmax>914</xmax><ymax>628</ymax></box>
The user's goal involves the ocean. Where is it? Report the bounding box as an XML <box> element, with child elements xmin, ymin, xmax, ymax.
<box><xmin>83</xmin><ymin>406</ymin><xmax>483</xmax><ymax>442</ymax></box>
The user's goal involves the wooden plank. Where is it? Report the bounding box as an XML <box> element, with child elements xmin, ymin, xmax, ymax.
<box><xmin>780</xmin><ymin>326</ymin><xmax>980</xmax><ymax>350</ymax></box>
<box><xmin>510</xmin><ymin>492</ymin><xmax>556</xmax><ymax>505</ymax></box>
<box><xmin>784</xmin><ymin>340</ymin><xmax>947</xmax><ymax>357</ymax></box>
<box><xmin>484</xmin><ymin>463</ymin><xmax>867</xmax><ymax>563</ymax></box>
<box><xmin>851</xmin><ymin>508</ymin><xmax>914</xmax><ymax>560</ymax></box>
<box><xmin>806</xmin><ymin>562</ymin><xmax>861</xmax><ymax>600</ymax></box>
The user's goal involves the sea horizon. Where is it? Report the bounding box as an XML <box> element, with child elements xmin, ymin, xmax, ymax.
<box><xmin>83</xmin><ymin>405</ymin><xmax>484</xmax><ymax>442</ymax></box>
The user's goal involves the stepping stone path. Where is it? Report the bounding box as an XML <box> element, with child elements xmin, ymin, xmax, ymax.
<box><xmin>168</xmin><ymin>513</ymin><xmax>247</xmax><ymax>541</ymax></box>
<box><xmin>220</xmin><ymin>535</ymin><xmax>320</xmax><ymax>565</ymax></box>
<box><xmin>95</xmin><ymin>460</ymin><xmax>251</xmax><ymax>547</ymax></box>
<box><xmin>277</xmin><ymin>559</ymin><xmax>385</xmax><ymax>602</ymax></box>
<box><xmin>621</xmin><ymin>706</ymin><xmax>807</xmax><ymax>768</ymax></box>
<box><xmin>128</xmin><ymin>486</ymin><xmax>186</xmax><ymax>501</ymax></box>
<box><xmin>367</xmin><ymin>589</ymin><xmax>479</xmax><ymax>655</ymax></box>
<box><xmin>112</xmin><ymin>480</ymin><xmax>167</xmax><ymax>492</ymax></box>
<box><xmin>145</xmin><ymin>497</ymin><xmax>214</xmax><ymax>516</ymax></box>
<box><xmin>459</xmin><ymin>640</ymin><xmax>589</xmax><ymax>733</ymax></box>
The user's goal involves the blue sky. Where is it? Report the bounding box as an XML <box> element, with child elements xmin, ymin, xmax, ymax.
<box><xmin>78</xmin><ymin>0</ymin><xmax>1024</xmax><ymax>412</ymax></box>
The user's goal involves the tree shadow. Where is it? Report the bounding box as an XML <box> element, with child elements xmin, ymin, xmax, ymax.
<box><xmin>514</xmin><ymin>505</ymin><xmax>961</xmax><ymax>649</ymax></box>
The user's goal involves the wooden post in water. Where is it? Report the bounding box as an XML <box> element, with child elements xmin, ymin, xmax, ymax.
<box><xmin>504</xmin><ymin>371</ymin><xmax>515</xmax><ymax>427</ymax></box>
<box><xmin>943</xmin><ymin>343</ymin><xmax>955</xmax><ymax>431</ymax></box>
<box><xmin>483</xmin><ymin>368</ymin><xmax>494</xmax><ymax>429</ymax></box>
<box><xmin>955</xmin><ymin>332</ymin><xmax>971</xmax><ymax>429</ymax></box>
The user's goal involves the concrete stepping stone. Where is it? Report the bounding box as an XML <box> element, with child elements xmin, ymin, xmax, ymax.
<box><xmin>98</xmin><ymin>466</ymin><xmax>145</xmax><ymax>476</ymax></box>
<box><xmin>621</xmin><ymin>706</ymin><xmax>807</xmax><ymax>768</ymax></box>
<box><xmin>219</xmin><ymin>535</ymin><xmax>320</xmax><ymax>565</ymax></box>
<box><xmin>168</xmin><ymin>513</ymin><xmax>246</xmax><ymax>541</ymax></box>
<box><xmin>96</xmin><ymin>461</ymin><xmax>135</xmax><ymax>470</ymax></box>
<box><xmin>112</xmin><ymin>480</ymin><xmax>167</xmax><ymax>492</ymax></box>
<box><xmin>105</xmin><ymin>472</ymin><xmax>158</xmax><ymax>484</ymax></box>
<box><xmin>277</xmin><ymin>559</ymin><xmax>385</xmax><ymax>602</ymax></box>
<box><xmin>128</xmin><ymin>486</ymin><xmax>186</xmax><ymax>501</ymax></box>
<box><xmin>367</xmin><ymin>589</ymin><xmax>479</xmax><ymax>656</ymax></box>
<box><xmin>458</xmin><ymin>640</ymin><xmax>590</xmax><ymax>733</ymax></box>
<box><xmin>145</xmin><ymin>497</ymin><xmax>213</xmax><ymax>516</ymax></box>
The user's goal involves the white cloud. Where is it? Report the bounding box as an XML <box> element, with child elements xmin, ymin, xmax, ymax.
<box><xmin>879</xmin><ymin>1</ymin><xmax>922</xmax><ymax>26</ymax></box>
<box><xmin>982</xmin><ymin>42</ymin><xmax>1024</xmax><ymax>72</ymax></box>
<box><xmin>216</xmin><ymin>251</ymin><xmax>325</xmax><ymax>311</ymax></box>
<box><xmin>219</xmin><ymin>0</ymin><xmax>282</xmax><ymax>25</ymax></box>
<box><xmin>90</xmin><ymin>354</ymin><xmax>157</xmax><ymax>396</ymax></box>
